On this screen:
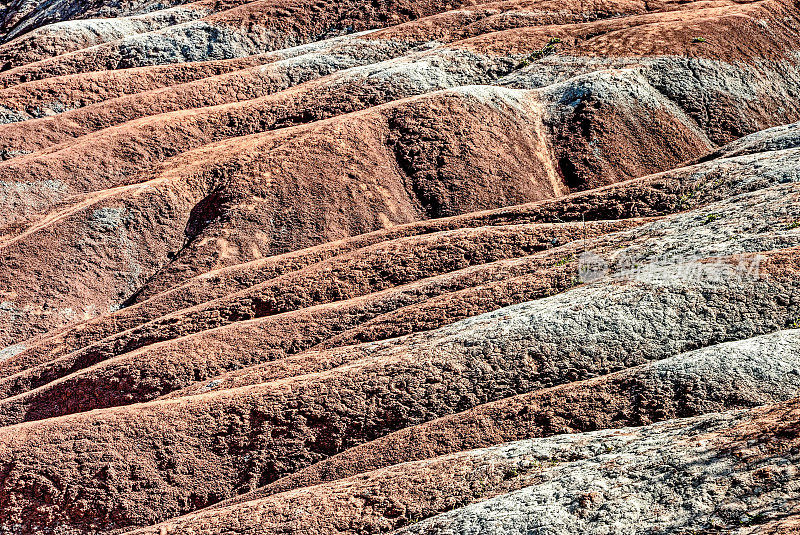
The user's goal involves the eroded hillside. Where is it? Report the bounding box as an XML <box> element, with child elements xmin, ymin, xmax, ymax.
<box><xmin>0</xmin><ymin>0</ymin><xmax>799</xmax><ymax>533</ymax></box>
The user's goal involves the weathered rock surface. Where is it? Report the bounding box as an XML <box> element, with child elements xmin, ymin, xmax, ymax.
<box><xmin>1</xmin><ymin>0</ymin><xmax>799</xmax><ymax>533</ymax></box>
<box><xmin>218</xmin><ymin>329</ymin><xmax>800</xmax><ymax>503</ymax></box>
<box><xmin>129</xmin><ymin>377</ymin><xmax>800</xmax><ymax>535</ymax></box>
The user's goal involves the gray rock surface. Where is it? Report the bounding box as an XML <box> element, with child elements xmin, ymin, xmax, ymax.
<box><xmin>0</xmin><ymin>5</ymin><xmax>210</xmax><ymax>68</ymax></box>
<box><xmin>0</xmin><ymin>0</ymin><xmax>191</xmax><ymax>42</ymax></box>
<box><xmin>391</xmin><ymin>397</ymin><xmax>798</xmax><ymax>534</ymax></box>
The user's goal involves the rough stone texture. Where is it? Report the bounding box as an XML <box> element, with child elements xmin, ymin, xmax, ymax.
<box><xmin>0</xmin><ymin>220</ymin><xmax>638</xmax><ymax>418</ymax></box>
<box><xmin>0</xmin><ymin>0</ymin><xmax>193</xmax><ymax>43</ymax></box>
<box><xmin>388</xmin><ymin>397</ymin><xmax>800</xmax><ymax>535</ymax></box>
<box><xmin>0</xmin><ymin>5</ymin><xmax>211</xmax><ymax>69</ymax></box>
<box><xmin>1</xmin><ymin>0</ymin><xmax>799</xmax><ymax>344</ymax></box>
<box><xmin>218</xmin><ymin>329</ymin><xmax>800</xmax><ymax>503</ymax></box>
<box><xmin>127</xmin><ymin>375</ymin><xmax>800</xmax><ymax>535</ymax></box>
<box><xmin>1</xmin><ymin>1</ymin><xmax>800</xmax><ymax>534</ymax></box>
<box><xmin>8</xmin><ymin>126</ymin><xmax>799</xmax><ymax>373</ymax></box>
<box><xmin>0</xmin><ymin>197</ymin><xmax>798</xmax><ymax>532</ymax></box>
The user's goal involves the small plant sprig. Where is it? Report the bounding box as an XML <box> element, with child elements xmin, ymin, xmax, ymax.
<box><xmin>517</xmin><ymin>37</ymin><xmax>562</xmax><ymax>68</ymax></box>
<box><xmin>692</xmin><ymin>36</ymin><xmax>707</xmax><ymax>43</ymax></box>
<box><xmin>785</xmin><ymin>220</ymin><xmax>800</xmax><ymax>230</ymax></box>
<box><xmin>555</xmin><ymin>255</ymin><xmax>575</xmax><ymax>267</ymax></box>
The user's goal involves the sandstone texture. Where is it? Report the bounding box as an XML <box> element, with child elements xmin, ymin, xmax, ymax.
<box><xmin>1</xmin><ymin>0</ymin><xmax>799</xmax><ymax>534</ymax></box>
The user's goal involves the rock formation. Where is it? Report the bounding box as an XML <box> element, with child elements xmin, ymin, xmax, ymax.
<box><xmin>0</xmin><ymin>0</ymin><xmax>799</xmax><ymax>533</ymax></box>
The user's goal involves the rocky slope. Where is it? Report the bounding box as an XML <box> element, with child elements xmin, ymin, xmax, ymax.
<box><xmin>0</xmin><ymin>0</ymin><xmax>799</xmax><ymax>534</ymax></box>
